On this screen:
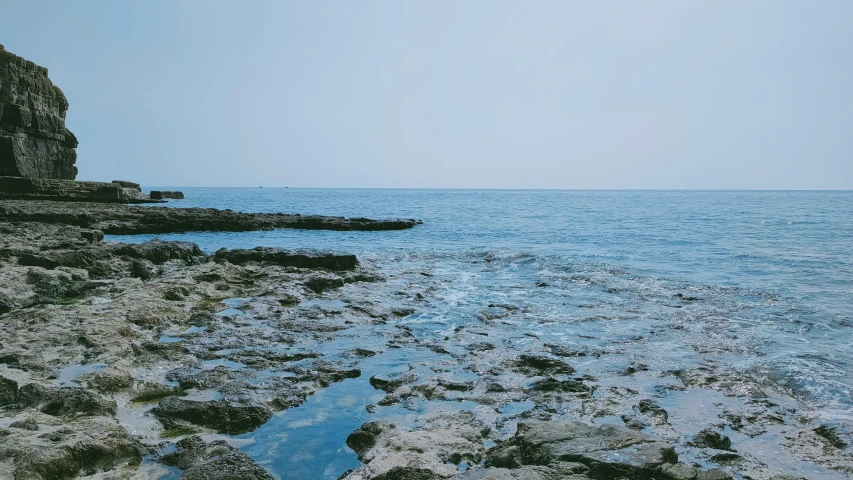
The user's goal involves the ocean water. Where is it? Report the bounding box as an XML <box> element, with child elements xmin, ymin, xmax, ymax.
<box><xmin>110</xmin><ymin>188</ymin><xmax>853</xmax><ymax>478</ymax></box>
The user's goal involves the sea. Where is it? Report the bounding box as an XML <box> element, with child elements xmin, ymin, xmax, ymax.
<box><xmin>109</xmin><ymin>188</ymin><xmax>853</xmax><ymax>479</ymax></box>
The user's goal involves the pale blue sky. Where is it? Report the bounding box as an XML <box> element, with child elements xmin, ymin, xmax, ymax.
<box><xmin>2</xmin><ymin>1</ymin><xmax>851</xmax><ymax>188</ymax></box>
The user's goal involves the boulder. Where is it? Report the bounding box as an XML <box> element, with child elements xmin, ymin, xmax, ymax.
<box><xmin>486</xmin><ymin>421</ymin><xmax>677</xmax><ymax>477</ymax></box>
<box><xmin>16</xmin><ymin>384</ymin><xmax>116</xmax><ymax>417</ymax></box>
<box><xmin>151</xmin><ymin>396</ymin><xmax>272</xmax><ymax>434</ymax></box>
<box><xmin>0</xmin><ymin>412</ymin><xmax>145</xmax><ymax>480</ymax></box>
<box><xmin>161</xmin><ymin>435</ymin><xmax>274</xmax><ymax>480</ymax></box>
<box><xmin>149</xmin><ymin>190</ymin><xmax>184</xmax><ymax>199</ymax></box>
<box><xmin>0</xmin><ymin>375</ymin><xmax>18</xmax><ymax>405</ymax></box>
<box><xmin>342</xmin><ymin>413</ymin><xmax>486</xmax><ymax>480</ymax></box>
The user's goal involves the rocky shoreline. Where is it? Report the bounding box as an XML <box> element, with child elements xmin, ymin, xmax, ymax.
<box><xmin>1</xmin><ymin>202</ymin><xmax>848</xmax><ymax>480</ymax></box>
<box><xmin>0</xmin><ymin>204</ymin><xmax>421</xmax><ymax>479</ymax></box>
<box><xmin>0</xmin><ymin>199</ymin><xmax>422</xmax><ymax>234</ymax></box>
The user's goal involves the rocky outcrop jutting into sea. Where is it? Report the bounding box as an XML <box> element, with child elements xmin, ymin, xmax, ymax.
<box><xmin>0</xmin><ymin>44</ymin><xmax>78</xmax><ymax>180</ymax></box>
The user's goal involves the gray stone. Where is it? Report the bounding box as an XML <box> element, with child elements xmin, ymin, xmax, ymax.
<box><xmin>151</xmin><ymin>396</ymin><xmax>272</xmax><ymax>435</ymax></box>
<box><xmin>150</xmin><ymin>190</ymin><xmax>184</xmax><ymax>199</ymax></box>
<box><xmin>161</xmin><ymin>435</ymin><xmax>274</xmax><ymax>480</ymax></box>
<box><xmin>498</xmin><ymin>421</ymin><xmax>678</xmax><ymax>476</ymax></box>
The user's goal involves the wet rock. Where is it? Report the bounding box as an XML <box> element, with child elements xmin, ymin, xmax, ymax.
<box><xmin>710</xmin><ymin>452</ymin><xmax>742</xmax><ymax>465</ymax></box>
<box><xmin>0</xmin><ymin>375</ymin><xmax>18</xmax><ymax>405</ymax></box>
<box><xmin>458</xmin><ymin>466</ymin><xmax>588</xmax><ymax>479</ymax></box>
<box><xmin>485</xmin><ymin>421</ymin><xmax>677</xmax><ymax>478</ymax></box>
<box><xmin>437</xmin><ymin>379</ymin><xmax>475</xmax><ymax>392</ymax></box>
<box><xmin>111</xmin><ymin>240</ymin><xmax>207</xmax><ymax>265</ymax></box>
<box><xmin>658</xmin><ymin>462</ymin><xmax>700</xmax><ymax>480</ymax></box>
<box><xmin>696</xmin><ymin>470</ymin><xmax>733</xmax><ymax>480</ymax></box>
<box><xmin>690</xmin><ymin>428</ymin><xmax>733</xmax><ymax>451</ymax></box>
<box><xmin>509</xmin><ymin>354</ymin><xmax>575</xmax><ymax>376</ymax></box>
<box><xmin>342</xmin><ymin>413</ymin><xmax>485</xmax><ymax>480</ymax></box>
<box><xmin>347</xmin><ymin>422</ymin><xmax>390</xmax><ymax>457</ymax></box>
<box><xmin>271</xmin><ymin>386</ymin><xmax>310</xmax><ymax>411</ymax></box>
<box><xmin>468</xmin><ymin>342</ymin><xmax>497</xmax><ymax>353</ymax></box>
<box><xmin>168</xmin><ymin>366</ymin><xmax>233</xmax><ymax>390</ymax></box>
<box><xmin>151</xmin><ymin>396</ymin><xmax>273</xmax><ymax>434</ymax></box>
<box><xmin>134</xmin><ymin>341</ymin><xmax>190</xmax><ymax>359</ymax></box>
<box><xmin>160</xmin><ymin>435</ymin><xmax>274</xmax><ymax>480</ymax></box>
<box><xmin>0</xmin><ymin>199</ymin><xmax>421</xmax><ymax>234</ymax></box>
<box><xmin>0</xmin><ymin>291</ymin><xmax>14</xmax><ymax>313</ymax></box>
<box><xmin>131</xmin><ymin>381</ymin><xmax>184</xmax><ymax>403</ymax></box>
<box><xmin>485</xmin><ymin>444</ymin><xmax>523</xmax><ymax>468</ymax></box>
<box><xmin>215</xmin><ymin>246</ymin><xmax>358</xmax><ymax>271</ymax></box>
<box><xmin>79</xmin><ymin>230</ymin><xmax>104</xmax><ymax>243</ymax></box>
<box><xmin>9</xmin><ymin>418</ymin><xmax>39</xmax><ymax>430</ymax></box>
<box><xmin>16</xmin><ymin>384</ymin><xmax>116</xmax><ymax>417</ymax></box>
<box><xmin>130</xmin><ymin>259</ymin><xmax>155</xmax><ymax>280</ymax></box>
<box><xmin>636</xmin><ymin>399</ymin><xmax>669</xmax><ymax>425</ymax></box>
<box><xmin>149</xmin><ymin>190</ymin><xmax>184</xmax><ymax>199</ymax></box>
<box><xmin>303</xmin><ymin>274</ymin><xmax>346</xmax><ymax>293</ymax></box>
<box><xmin>164</xmin><ymin>285</ymin><xmax>190</xmax><ymax>300</ymax></box>
<box><xmin>346</xmin><ymin>348</ymin><xmax>379</xmax><ymax>358</ymax></box>
<box><xmin>79</xmin><ymin>369</ymin><xmax>134</xmax><ymax>394</ymax></box>
<box><xmin>278</xmin><ymin>294</ymin><xmax>301</xmax><ymax>306</ymax></box>
<box><xmin>369</xmin><ymin>373</ymin><xmax>418</xmax><ymax>393</ymax></box>
<box><xmin>316</xmin><ymin>367</ymin><xmax>362</xmax><ymax>387</ymax></box>
<box><xmin>0</xmin><ymin>412</ymin><xmax>144</xmax><ymax>480</ymax></box>
<box><xmin>813</xmin><ymin>425</ymin><xmax>847</xmax><ymax>449</ymax></box>
<box><xmin>528</xmin><ymin>377</ymin><xmax>590</xmax><ymax>394</ymax></box>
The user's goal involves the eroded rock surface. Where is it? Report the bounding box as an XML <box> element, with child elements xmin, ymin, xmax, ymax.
<box><xmin>161</xmin><ymin>435</ymin><xmax>273</xmax><ymax>480</ymax></box>
<box><xmin>0</xmin><ymin>46</ymin><xmax>78</xmax><ymax>179</ymax></box>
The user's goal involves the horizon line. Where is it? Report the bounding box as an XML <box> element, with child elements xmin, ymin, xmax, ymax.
<box><xmin>136</xmin><ymin>186</ymin><xmax>853</xmax><ymax>192</ymax></box>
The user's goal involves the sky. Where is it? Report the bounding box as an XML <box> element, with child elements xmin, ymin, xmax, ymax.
<box><xmin>2</xmin><ymin>1</ymin><xmax>851</xmax><ymax>189</ymax></box>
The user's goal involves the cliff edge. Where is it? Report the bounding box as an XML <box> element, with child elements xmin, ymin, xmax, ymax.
<box><xmin>0</xmin><ymin>44</ymin><xmax>78</xmax><ymax>179</ymax></box>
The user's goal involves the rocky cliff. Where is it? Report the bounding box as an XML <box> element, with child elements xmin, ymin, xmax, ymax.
<box><xmin>0</xmin><ymin>44</ymin><xmax>78</xmax><ymax>179</ymax></box>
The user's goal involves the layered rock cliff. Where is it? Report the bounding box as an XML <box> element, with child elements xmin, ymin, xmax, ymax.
<box><xmin>0</xmin><ymin>44</ymin><xmax>78</xmax><ymax>179</ymax></box>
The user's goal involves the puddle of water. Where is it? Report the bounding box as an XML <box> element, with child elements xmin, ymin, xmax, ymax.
<box><xmin>180</xmin><ymin>390</ymin><xmax>222</xmax><ymax>401</ymax></box>
<box><xmin>222</xmin><ymin>297</ymin><xmax>252</xmax><ymax>308</ymax></box>
<box><xmin>215</xmin><ymin>297</ymin><xmax>253</xmax><ymax>317</ymax></box>
<box><xmin>500</xmin><ymin>400</ymin><xmax>536</xmax><ymax>416</ymax></box>
<box><xmin>56</xmin><ymin>364</ymin><xmax>106</xmax><ymax>386</ymax></box>
<box><xmin>184</xmin><ymin>325</ymin><xmax>207</xmax><ymax>334</ymax></box>
<box><xmin>202</xmin><ymin>359</ymin><xmax>247</xmax><ymax>370</ymax></box>
<box><xmin>301</xmin><ymin>298</ymin><xmax>350</xmax><ymax>310</ymax></box>
<box><xmin>158</xmin><ymin>335</ymin><xmax>184</xmax><ymax>343</ymax></box>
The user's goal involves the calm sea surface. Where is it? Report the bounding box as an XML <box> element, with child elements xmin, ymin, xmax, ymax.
<box><xmin>110</xmin><ymin>189</ymin><xmax>853</xmax><ymax>478</ymax></box>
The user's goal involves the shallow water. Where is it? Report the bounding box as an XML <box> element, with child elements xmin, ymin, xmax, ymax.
<box><xmin>110</xmin><ymin>188</ymin><xmax>853</xmax><ymax>478</ymax></box>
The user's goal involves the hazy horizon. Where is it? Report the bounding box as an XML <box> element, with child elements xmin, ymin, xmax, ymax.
<box><xmin>3</xmin><ymin>1</ymin><xmax>852</xmax><ymax>189</ymax></box>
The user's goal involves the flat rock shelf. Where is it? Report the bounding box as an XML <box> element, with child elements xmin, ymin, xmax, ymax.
<box><xmin>0</xmin><ymin>199</ymin><xmax>422</xmax><ymax>234</ymax></box>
